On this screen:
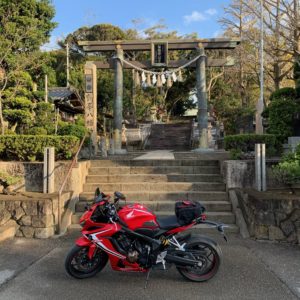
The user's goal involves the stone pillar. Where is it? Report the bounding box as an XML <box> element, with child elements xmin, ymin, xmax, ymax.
<box><xmin>84</xmin><ymin>63</ymin><xmax>98</xmax><ymax>155</ymax></box>
<box><xmin>255</xmin><ymin>143</ymin><xmax>266</xmax><ymax>191</ymax></box>
<box><xmin>114</xmin><ymin>46</ymin><xmax>127</xmax><ymax>154</ymax></box>
<box><xmin>195</xmin><ymin>46</ymin><xmax>210</xmax><ymax>151</ymax></box>
<box><xmin>43</xmin><ymin>147</ymin><xmax>55</xmax><ymax>193</ymax></box>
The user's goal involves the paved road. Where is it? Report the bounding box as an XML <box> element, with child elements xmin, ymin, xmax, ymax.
<box><xmin>0</xmin><ymin>232</ymin><xmax>299</xmax><ymax>300</ymax></box>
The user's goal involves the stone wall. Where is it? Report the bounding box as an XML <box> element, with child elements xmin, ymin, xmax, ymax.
<box><xmin>0</xmin><ymin>160</ymin><xmax>91</xmax><ymax>239</ymax></box>
<box><xmin>0</xmin><ymin>194</ymin><xmax>59</xmax><ymax>239</ymax></box>
<box><xmin>236</xmin><ymin>189</ymin><xmax>300</xmax><ymax>244</ymax></box>
<box><xmin>222</xmin><ymin>160</ymin><xmax>282</xmax><ymax>190</ymax></box>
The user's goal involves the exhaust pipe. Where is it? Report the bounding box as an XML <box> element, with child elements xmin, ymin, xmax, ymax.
<box><xmin>165</xmin><ymin>254</ymin><xmax>198</xmax><ymax>267</ymax></box>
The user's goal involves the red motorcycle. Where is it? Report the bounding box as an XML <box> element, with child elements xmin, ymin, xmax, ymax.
<box><xmin>65</xmin><ymin>188</ymin><xmax>227</xmax><ymax>282</ymax></box>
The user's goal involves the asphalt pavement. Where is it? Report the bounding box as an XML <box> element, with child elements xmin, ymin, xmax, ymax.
<box><xmin>0</xmin><ymin>231</ymin><xmax>299</xmax><ymax>300</ymax></box>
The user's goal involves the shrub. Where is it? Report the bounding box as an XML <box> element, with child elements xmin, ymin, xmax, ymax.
<box><xmin>58</xmin><ymin>123</ymin><xmax>87</xmax><ymax>141</ymax></box>
<box><xmin>263</xmin><ymin>87</ymin><xmax>300</xmax><ymax>142</ymax></box>
<box><xmin>272</xmin><ymin>144</ymin><xmax>300</xmax><ymax>190</ymax></box>
<box><xmin>229</xmin><ymin>149</ymin><xmax>243</xmax><ymax>160</ymax></box>
<box><xmin>263</xmin><ymin>98</ymin><xmax>300</xmax><ymax>141</ymax></box>
<box><xmin>33</xmin><ymin>102</ymin><xmax>55</xmax><ymax>134</ymax></box>
<box><xmin>27</xmin><ymin>127</ymin><xmax>48</xmax><ymax>135</ymax></box>
<box><xmin>0</xmin><ymin>171</ymin><xmax>22</xmax><ymax>186</ymax></box>
<box><xmin>0</xmin><ymin>135</ymin><xmax>79</xmax><ymax>161</ymax></box>
<box><xmin>272</xmin><ymin>160</ymin><xmax>300</xmax><ymax>188</ymax></box>
<box><xmin>224</xmin><ymin>134</ymin><xmax>280</xmax><ymax>157</ymax></box>
<box><xmin>269</xmin><ymin>87</ymin><xmax>296</xmax><ymax>101</ymax></box>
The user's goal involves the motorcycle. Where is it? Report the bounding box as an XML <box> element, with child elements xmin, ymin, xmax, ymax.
<box><xmin>65</xmin><ymin>188</ymin><xmax>227</xmax><ymax>283</ymax></box>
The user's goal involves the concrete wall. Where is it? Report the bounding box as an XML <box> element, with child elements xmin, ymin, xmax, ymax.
<box><xmin>0</xmin><ymin>160</ymin><xmax>90</xmax><ymax>194</ymax></box>
<box><xmin>222</xmin><ymin>160</ymin><xmax>282</xmax><ymax>190</ymax></box>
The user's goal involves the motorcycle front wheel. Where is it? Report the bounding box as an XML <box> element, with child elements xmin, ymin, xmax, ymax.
<box><xmin>65</xmin><ymin>245</ymin><xmax>108</xmax><ymax>279</ymax></box>
<box><xmin>176</xmin><ymin>241</ymin><xmax>222</xmax><ymax>282</ymax></box>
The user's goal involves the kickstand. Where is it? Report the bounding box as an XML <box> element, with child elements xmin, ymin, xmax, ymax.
<box><xmin>144</xmin><ymin>268</ymin><xmax>152</xmax><ymax>289</ymax></box>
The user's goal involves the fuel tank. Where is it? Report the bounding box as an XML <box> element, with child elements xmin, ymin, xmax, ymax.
<box><xmin>118</xmin><ymin>203</ymin><xmax>159</xmax><ymax>230</ymax></box>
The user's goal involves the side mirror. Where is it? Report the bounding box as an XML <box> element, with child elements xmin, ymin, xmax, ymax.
<box><xmin>94</xmin><ymin>187</ymin><xmax>103</xmax><ymax>203</ymax></box>
<box><xmin>95</xmin><ymin>187</ymin><xmax>101</xmax><ymax>197</ymax></box>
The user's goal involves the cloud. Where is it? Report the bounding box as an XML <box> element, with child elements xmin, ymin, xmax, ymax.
<box><xmin>183</xmin><ymin>8</ymin><xmax>218</xmax><ymax>25</ymax></box>
<box><xmin>184</xmin><ymin>11</ymin><xmax>207</xmax><ymax>24</ymax></box>
<box><xmin>41</xmin><ymin>35</ymin><xmax>62</xmax><ymax>52</ymax></box>
<box><xmin>205</xmin><ymin>8</ymin><xmax>218</xmax><ymax>16</ymax></box>
<box><xmin>213</xmin><ymin>30</ymin><xmax>222</xmax><ymax>38</ymax></box>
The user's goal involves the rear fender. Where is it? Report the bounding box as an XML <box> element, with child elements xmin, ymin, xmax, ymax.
<box><xmin>185</xmin><ymin>235</ymin><xmax>222</xmax><ymax>258</ymax></box>
<box><xmin>75</xmin><ymin>237</ymin><xmax>97</xmax><ymax>260</ymax></box>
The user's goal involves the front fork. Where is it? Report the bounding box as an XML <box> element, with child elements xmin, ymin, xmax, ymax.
<box><xmin>76</xmin><ymin>236</ymin><xmax>97</xmax><ymax>260</ymax></box>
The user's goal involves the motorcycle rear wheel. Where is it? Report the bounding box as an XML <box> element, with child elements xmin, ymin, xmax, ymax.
<box><xmin>65</xmin><ymin>245</ymin><xmax>108</xmax><ymax>279</ymax></box>
<box><xmin>176</xmin><ymin>241</ymin><xmax>221</xmax><ymax>282</ymax></box>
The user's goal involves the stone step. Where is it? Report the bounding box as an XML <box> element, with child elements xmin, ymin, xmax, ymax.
<box><xmin>88</xmin><ymin>166</ymin><xmax>221</xmax><ymax>175</ymax></box>
<box><xmin>79</xmin><ymin>191</ymin><xmax>228</xmax><ymax>202</ymax></box>
<box><xmin>82</xmin><ymin>182</ymin><xmax>226</xmax><ymax>192</ymax></box>
<box><xmin>85</xmin><ymin>174</ymin><xmax>223</xmax><ymax>183</ymax></box>
<box><xmin>90</xmin><ymin>159</ymin><xmax>219</xmax><ymax>168</ymax></box>
<box><xmin>75</xmin><ymin>200</ymin><xmax>232</xmax><ymax>213</ymax></box>
<box><xmin>71</xmin><ymin>211</ymin><xmax>235</xmax><ymax>225</ymax></box>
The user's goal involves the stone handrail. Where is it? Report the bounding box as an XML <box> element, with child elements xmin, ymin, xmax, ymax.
<box><xmin>125</xmin><ymin>124</ymin><xmax>151</xmax><ymax>150</ymax></box>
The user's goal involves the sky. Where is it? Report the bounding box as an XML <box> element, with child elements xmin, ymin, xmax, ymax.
<box><xmin>44</xmin><ymin>0</ymin><xmax>231</xmax><ymax>50</ymax></box>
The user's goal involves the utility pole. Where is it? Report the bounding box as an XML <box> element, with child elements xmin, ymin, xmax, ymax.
<box><xmin>66</xmin><ymin>43</ymin><xmax>70</xmax><ymax>88</ymax></box>
<box><xmin>256</xmin><ymin>0</ymin><xmax>264</xmax><ymax>134</ymax></box>
<box><xmin>45</xmin><ymin>74</ymin><xmax>48</xmax><ymax>103</ymax></box>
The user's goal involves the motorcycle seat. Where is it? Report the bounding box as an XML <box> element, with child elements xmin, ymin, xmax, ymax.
<box><xmin>156</xmin><ymin>215</ymin><xmax>181</xmax><ymax>230</ymax></box>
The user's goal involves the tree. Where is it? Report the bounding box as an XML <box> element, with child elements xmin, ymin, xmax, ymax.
<box><xmin>0</xmin><ymin>0</ymin><xmax>56</xmax><ymax>134</ymax></box>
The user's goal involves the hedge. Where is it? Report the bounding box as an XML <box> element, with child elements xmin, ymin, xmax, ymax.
<box><xmin>224</xmin><ymin>134</ymin><xmax>281</xmax><ymax>157</ymax></box>
<box><xmin>0</xmin><ymin>135</ymin><xmax>80</xmax><ymax>161</ymax></box>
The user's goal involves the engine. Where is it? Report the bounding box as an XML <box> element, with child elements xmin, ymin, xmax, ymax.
<box><xmin>116</xmin><ymin>234</ymin><xmax>150</xmax><ymax>267</ymax></box>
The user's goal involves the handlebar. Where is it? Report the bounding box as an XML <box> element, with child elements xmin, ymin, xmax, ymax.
<box><xmin>196</xmin><ymin>217</ymin><xmax>228</xmax><ymax>242</ymax></box>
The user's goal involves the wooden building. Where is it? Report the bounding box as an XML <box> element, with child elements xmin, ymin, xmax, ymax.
<box><xmin>48</xmin><ymin>87</ymin><xmax>84</xmax><ymax>122</ymax></box>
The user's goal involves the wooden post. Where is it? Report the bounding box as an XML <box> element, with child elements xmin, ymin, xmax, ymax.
<box><xmin>84</xmin><ymin>63</ymin><xmax>98</xmax><ymax>155</ymax></box>
<box><xmin>114</xmin><ymin>46</ymin><xmax>126</xmax><ymax>154</ymax></box>
<box><xmin>196</xmin><ymin>46</ymin><xmax>209</xmax><ymax>150</ymax></box>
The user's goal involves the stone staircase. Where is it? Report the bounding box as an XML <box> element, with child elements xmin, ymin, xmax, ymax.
<box><xmin>70</xmin><ymin>158</ymin><xmax>239</xmax><ymax>234</ymax></box>
<box><xmin>146</xmin><ymin>123</ymin><xmax>192</xmax><ymax>151</ymax></box>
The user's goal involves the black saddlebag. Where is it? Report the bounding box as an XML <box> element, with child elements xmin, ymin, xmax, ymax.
<box><xmin>175</xmin><ymin>201</ymin><xmax>205</xmax><ymax>225</ymax></box>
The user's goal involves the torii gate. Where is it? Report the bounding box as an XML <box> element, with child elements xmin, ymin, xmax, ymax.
<box><xmin>79</xmin><ymin>38</ymin><xmax>240</xmax><ymax>154</ymax></box>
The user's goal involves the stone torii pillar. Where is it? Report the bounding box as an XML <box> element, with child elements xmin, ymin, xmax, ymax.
<box><xmin>195</xmin><ymin>45</ymin><xmax>210</xmax><ymax>151</ymax></box>
<box><xmin>113</xmin><ymin>45</ymin><xmax>127</xmax><ymax>154</ymax></box>
<box><xmin>84</xmin><ymin>62</ymin><xmax>98</xmax><ymax>155</ymax></box>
